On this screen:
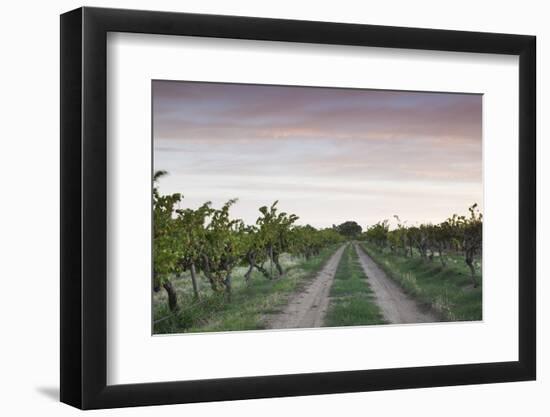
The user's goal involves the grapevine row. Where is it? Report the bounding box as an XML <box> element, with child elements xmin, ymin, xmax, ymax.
<box><xmin>153</xmin><ymin>171</ymin><xmax>344</xmax><ymax>311</ymax></box>
<box><xmin>363</xmin><ymin>204</ymin><xmax>483</xmax><ymax>287</ymax></box>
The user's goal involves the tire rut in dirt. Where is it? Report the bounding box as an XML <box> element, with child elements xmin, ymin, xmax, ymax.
<box><xmin>264</xmin><ymin>244</ymin><xmax>347</xmax><ymax>329</ymax></box>
<box><xmin>354</xmin><ymin>243</ymin><xmax>438</xmax><ymax>324</ymax></box>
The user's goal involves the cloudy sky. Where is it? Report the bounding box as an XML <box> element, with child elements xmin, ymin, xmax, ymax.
<box><xmin>153</xmin><ymin>80</ymin><xmax>482</xmax><ymax>229</ymax></box>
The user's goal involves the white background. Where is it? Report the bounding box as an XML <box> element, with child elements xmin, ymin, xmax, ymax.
<box><xmin>108</xmin><ymin>33</ymin><xmax>518</xmax><ymax>384</ymax></box>
<box><xmin>0</xmin><ymin>0</ymin><xmax>546</xmax><ymax>416</ymax></box>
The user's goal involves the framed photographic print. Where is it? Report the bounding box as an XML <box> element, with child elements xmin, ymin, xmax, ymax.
<box><xmin>60</xmin><ymin>6</ymin><xmax>536</xmax><ymax>409</ymax></box>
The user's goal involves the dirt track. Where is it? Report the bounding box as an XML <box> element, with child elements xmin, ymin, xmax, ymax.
<box><xmin>265</xmin><ymin>244</ymin><xmax>346</xmax><ymax>329</ymax></box>
<box><xmin>354</xmin><ymin>243</ymin><xmax>437</xmax><ymax>324</ymax></box>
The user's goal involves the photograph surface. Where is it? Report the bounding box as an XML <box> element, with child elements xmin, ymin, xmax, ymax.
<box><xmin>152</xmin><ymin>81</ymin><xmax>483</xmax><ymax>334</ymax></box>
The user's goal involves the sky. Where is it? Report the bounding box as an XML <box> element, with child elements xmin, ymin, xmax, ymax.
<box><xmin>153</xmin><ymin>80</ymin><xmax>482</xmax><ymax>229</ymax></box>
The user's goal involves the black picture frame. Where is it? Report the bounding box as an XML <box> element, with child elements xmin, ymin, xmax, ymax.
<box><xmin>60</xmin><ymin>6</ymin><xmax>536</xmax><ymax>410</ymax></box>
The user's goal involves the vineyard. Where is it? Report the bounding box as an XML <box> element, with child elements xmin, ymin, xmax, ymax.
<box><xmin>153</xmin><ymin>171</ymin><xmax>483</xmax><ymax>333</ymax></box>
<box><xmin>153</xmin><ymin>171</ymin><xmax>344</xmax><ymax>331</ymax></box>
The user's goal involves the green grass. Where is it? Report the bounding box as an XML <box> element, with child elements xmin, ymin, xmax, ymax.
<box><xmin>153</xmin><ymin>245</ymin><xmax>341</xmax><ymax>334</ymax></box>
<box><xmin>360</xmin><ymin>242</ymin><xmax>482</xmax><ymax>322</ymax></box>
<box><xmin>324</xmin><ymin>244</ymin><xmax>386</xmax><ymax>327</ymax></box>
